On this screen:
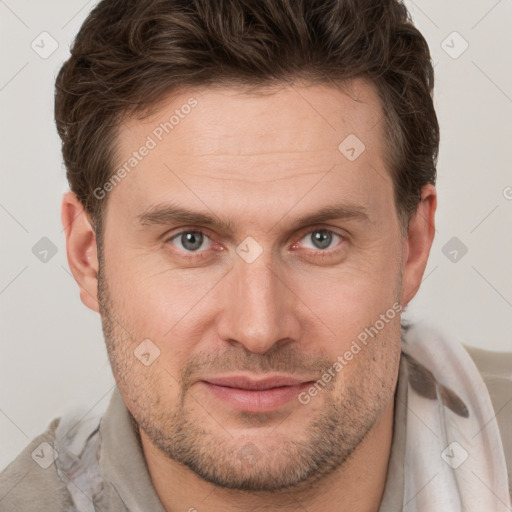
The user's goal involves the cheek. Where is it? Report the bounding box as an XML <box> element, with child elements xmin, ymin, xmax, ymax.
<box><xmin>291</xmin><ymin>253</ymin><xmax>402</xmax><ymax>338</ymax></box>
<box><xmin>104</xmin><ymin>239</ymin><xmax>218</xmax><ymax>333</ymax></box>
<box><xmin>103</xmin><ymin>304</ymin><xmax>185</xmax><ymax>417</ymax></box>
<box><xmin>333</xmin><ymin>311</ymin><xmax>402</xmax><ymax>403</ymax></box>
<box><xmin>99</xmin><ymin>254</ymin><xmax>194</xmax><ymax>395</ymax></box>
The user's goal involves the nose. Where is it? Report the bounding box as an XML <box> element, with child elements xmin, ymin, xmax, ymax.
<box><xmin>216</xmin><ymin>251</ymin><xmax>301</xmax><ymax>354</ymax></box>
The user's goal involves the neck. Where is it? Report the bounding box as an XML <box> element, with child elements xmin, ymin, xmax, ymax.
<box><xmin>141</xmin><ymin>399</ymin><xmax>395</xmax><ymax>512</ymax></box>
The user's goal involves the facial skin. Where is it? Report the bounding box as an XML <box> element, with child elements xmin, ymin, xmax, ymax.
<box><xmin>62</xmin><ymin>79</ymin><xmax>436</xmax><ymax>511</ymax></box>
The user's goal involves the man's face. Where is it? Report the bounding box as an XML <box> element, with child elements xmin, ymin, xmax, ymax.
<box><xmin>97</xmin><ymin>80</ymin><xmax>405</xmax><ymax>491</ymax></box>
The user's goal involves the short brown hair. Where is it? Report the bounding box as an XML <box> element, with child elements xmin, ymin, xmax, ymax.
<box><xmin>55</xmin><ymin>0</ymin><xmax>438</xmax><ymax>239</ymax></box>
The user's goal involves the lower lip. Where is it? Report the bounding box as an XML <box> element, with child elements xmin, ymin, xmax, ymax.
<box><xmin>202</xmin><ymin>382</ymin><xmax>312</xmax><ymax>412</ymax></box>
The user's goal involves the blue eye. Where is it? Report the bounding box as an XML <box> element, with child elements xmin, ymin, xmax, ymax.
<box><xmin>165</xmin><ymin>227</ymin><xmax>345</xmax><ymax>262</ymax></box>
<box><xmin>300</xmin><ymin>229</ymin><xmax>343</xmax><ymax>251</ymax></box>
<box><xmin>169</xmin><ymin>230</ymin><xmax>213</xmax><ymax>253</ymax></box>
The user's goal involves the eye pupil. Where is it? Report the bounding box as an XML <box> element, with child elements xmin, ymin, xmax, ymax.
<box><xmin>311</xmin><ymin>230</ymin><xmax>332</xmax><ymax>249</ymax></box>
<box><xmin>181</xmin><ymin>231</ymin><xmax>203</xmax><ymax>251</ymax></box>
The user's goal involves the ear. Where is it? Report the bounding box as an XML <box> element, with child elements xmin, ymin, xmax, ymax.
<box><xmin>61</xmin><ymin>191</ymin><xmax>100</xmax><ymax>313</ymax></box>
<box><xmin>400</xmin><ymin>184</ymin><xmax>437</xmax><ymax>308</ymax></box>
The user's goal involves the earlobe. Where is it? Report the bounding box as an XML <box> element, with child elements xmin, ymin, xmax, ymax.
<box><xmin>400</xmin><ymin>184</ymin><xmax>437</xmax><ymax>308</ymax></box>
<box><xmin>61</xmin><ymin>191</ymin><xmax>100</xmax><ymax>313</ymax></box>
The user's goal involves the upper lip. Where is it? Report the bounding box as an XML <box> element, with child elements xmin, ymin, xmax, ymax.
<box><xmin>203</xmin><ymin>375</ymin><xmax>313</xmax><ymax>390</ymax></box>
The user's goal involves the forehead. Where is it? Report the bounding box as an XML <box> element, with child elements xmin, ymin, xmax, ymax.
<box><xmin>109</xmin><ymin>79</ymin><xmax>392</xmax><ymax>230</ymax></box>
<box><xmin>119</xmin><ymin>79</ymin><xmax>385</xmax><ymax>159</ymax></box>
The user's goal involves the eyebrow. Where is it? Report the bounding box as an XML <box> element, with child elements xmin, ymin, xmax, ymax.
<box><xmin>136</xmin><ymin>201</ymin><xmax>370</xmax><ymax>233</ymax></box>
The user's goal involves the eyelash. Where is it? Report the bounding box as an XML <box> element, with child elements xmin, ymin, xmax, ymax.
<box><xmin>164</xmin><ymin>227</ymin><xmax>346</xmax><ymax>262</ymax></box>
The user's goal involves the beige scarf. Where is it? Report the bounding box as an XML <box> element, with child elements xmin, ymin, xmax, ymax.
<box><xmin>400</xmin><ymin>322</ymin><xmax>511</xmax><ymax>511</ymax></box>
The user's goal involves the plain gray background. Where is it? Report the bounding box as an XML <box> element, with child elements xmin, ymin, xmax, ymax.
<box><xmin>1</xmin><ymin>0</ymin><xmax>511</xmax><ymax>470</ymax></box>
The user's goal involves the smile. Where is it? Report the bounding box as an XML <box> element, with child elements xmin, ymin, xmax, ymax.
<box><xmin>200</xmin><ymin>375</ymin><xmax>314</xmax><ymax>413</ymax></box>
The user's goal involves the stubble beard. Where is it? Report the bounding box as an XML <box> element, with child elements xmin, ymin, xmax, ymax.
<box><xmin>97</xmin><ymin>261</ymin><xmax>400</xmax><ymax>493</ymax></box>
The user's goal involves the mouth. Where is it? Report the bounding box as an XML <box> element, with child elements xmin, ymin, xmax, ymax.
<box><xmin>200</xmin><ymin>375</ymin><xmax>315</xmax><ymax>413</ymax></box>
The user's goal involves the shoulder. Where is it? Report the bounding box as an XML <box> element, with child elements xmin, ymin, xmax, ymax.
<box><xmin>463</xmin><ymin>344</ymin><xmax>512</xmax><ymax>412</ymax></box>
<box><xmin>464</xmin><ymin>344</ymin><xmax>512</xmax><ymax>380</ymax></box>
<box><xmin>463</xmin><ymin>344</ymin><xmax>512</xmax><ymax>495</ymax></box>
<box><xmin>0</xmin><ymin>418</ymin><xmax>73</xmax><ymax>512</ymax></box>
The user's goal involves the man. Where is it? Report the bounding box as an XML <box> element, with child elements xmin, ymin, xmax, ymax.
<box><xmin>1</xmin><ymin>0</ymin><xmax>511</xmax><ymax>510</ymax></box>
